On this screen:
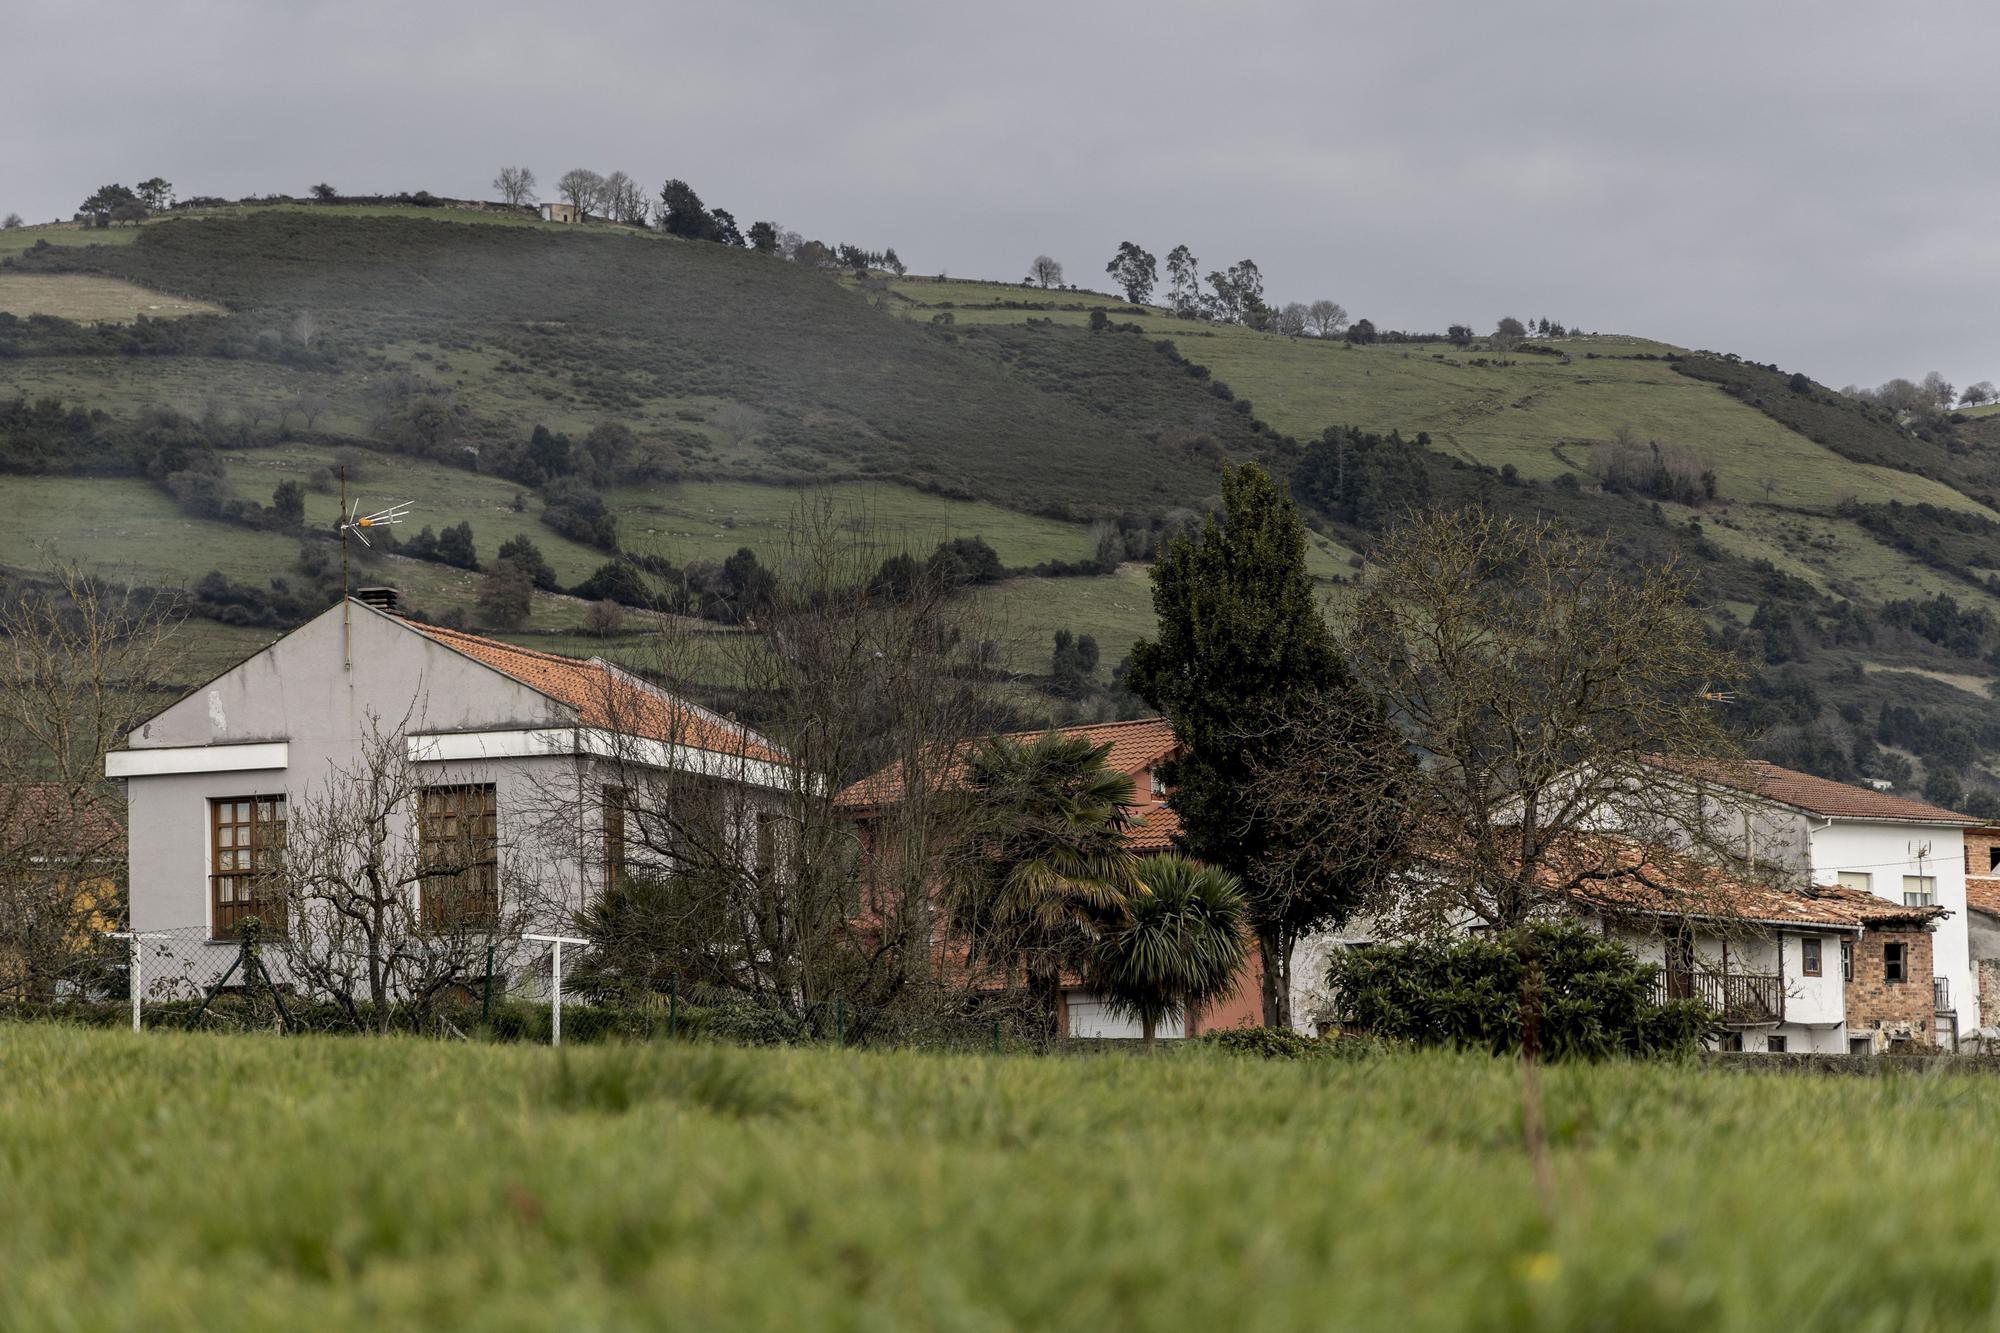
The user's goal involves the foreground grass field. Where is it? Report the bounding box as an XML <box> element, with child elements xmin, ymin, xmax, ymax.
<box><xmin>7</xmin><ymin>1027</ymin><xmax>2000</xmax><ymax>1330</ymax></box>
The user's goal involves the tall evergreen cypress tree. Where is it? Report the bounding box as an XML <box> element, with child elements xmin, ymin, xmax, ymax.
<box><xmin>1127</xmin><ymin>463</ymin><xmax>1387</xmax><ymax>1027</ymax></box>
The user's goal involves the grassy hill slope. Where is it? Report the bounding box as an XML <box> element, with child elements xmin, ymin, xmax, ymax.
<box><xmin>8</xmin><ymin>204</ymin><xmax>2000</xmax><ymax>795</ymax></box>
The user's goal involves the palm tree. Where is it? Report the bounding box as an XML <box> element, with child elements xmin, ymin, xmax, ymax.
<box><xmin>947</xmin><ymin>732</ymin><xmax>1140</xmax><ymax>1033</ymax></box>
<box><xmin>1089</xmin><ymin>855</ymin><xmax>1251</xmax><ymax>1049</ymax></box>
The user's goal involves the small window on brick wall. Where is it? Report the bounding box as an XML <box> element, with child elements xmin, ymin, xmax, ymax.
<box><xmin>1884</xmin><ymin>941</ymin><xmax>1908</xmax><ymax>984</ymax></box>
<box><xmin>1802</xmin><ymin>937</ymin><xmax>1822</xmax><ymax>977</ymax></box>
<box><xmin>1841</xmin><ymin>939</ymin><xmax>1853</xmax><ymax>982</ymax></box>
<box><xmin>1989</xmin><ymin>846</ymin><xmax>2000</xmax><ymax>873</ymax></box>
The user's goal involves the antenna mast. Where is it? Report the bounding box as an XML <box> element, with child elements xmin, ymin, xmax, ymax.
<box><xmin>335</xmin><ymin>466</ymin><xmax>413</xmax><ymax>671</ymax></box>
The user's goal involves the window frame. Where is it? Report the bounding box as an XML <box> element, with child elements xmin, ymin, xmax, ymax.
<box><xmin>210</xmin><ymin>794</ymin><xmax>287</xmax><ymax>939</ymax></box>
<box><xmin>1836</xmin><ymin>870</ymin><xmax>1873</xmax><ymax>895</ymax></box>
<box><xmin>1841</xmin><ymin>939</ymin><xmax>1854</xmax><ymax>982</ymax></box>
<box><xmin>1801</xmin><ymin>937</ymin><xmax>1822</xmax><ymax>978</ymax></box>
<box><xmin>1766</xmin><ymin>1034</ymin><xmax>1787</xmax><ymax>1054</ymax></box>
<box><xmin>1901</xmin><ymin>875</ymin><xmax>1936</xmax><ymax>908</ymax></box>
<box><xmin>418</xmin><ymin>782</ymin><xmax>500</xmax><ymax>932</ymax></box>
<box><xmin>1884</xmin><ymin>941</ymin><xmax>1908</xmax><ymax>984</ymax></box>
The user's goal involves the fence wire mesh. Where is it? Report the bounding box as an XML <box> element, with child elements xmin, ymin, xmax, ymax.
<box><xmin>2</xmin><ymin>923</ymin><xmax>1060</xmax><ymax>1051</ymax></box>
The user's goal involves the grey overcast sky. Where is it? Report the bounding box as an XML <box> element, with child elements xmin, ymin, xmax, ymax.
<box><xmin>7</xmin><ymin>1</ymin><xmax>1998</xmax><ymax>391</ymax></box>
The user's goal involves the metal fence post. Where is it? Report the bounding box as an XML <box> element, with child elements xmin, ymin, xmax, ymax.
<box><xmin>524</xmin><ymin>934</ymin><xmax>587</xmax><ymax>1047</ymax></box>
<box><xmin>104</xmin><ymin>930</ymin><xmax>165</xmax><ymax>1033</ymax></box>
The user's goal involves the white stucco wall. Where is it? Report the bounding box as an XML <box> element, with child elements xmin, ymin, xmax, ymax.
<box><xmin>1807</xmin><ymin>820</ymin><xmax>1971</xmax><ymax>1029</ymax></box>
<box><xmin>116</xmin><ymin>603</ymin><xmax>623</xmax><ymax>984</ymax></box>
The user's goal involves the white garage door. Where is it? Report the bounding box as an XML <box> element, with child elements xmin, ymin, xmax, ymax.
<box><xmin>1065</xmin><ymin>991</ymin><xmax>1185</xmax><ymax>1039</ymax></box>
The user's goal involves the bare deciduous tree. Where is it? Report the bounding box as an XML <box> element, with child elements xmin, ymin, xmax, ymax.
<box><xmin>1318</xmin><ymin>508</ymin><xmax>1754</xmax><ymax>936</ymax></box>
<box><xmin>1027</xmin><ymin>255</ymin><xmax>1063</xmax><ymax>289</ymax></box>
<box><xmin>0</xmin><ymin>566</ymin><xmax>185</xmax><ymax>1000</ymax></box>
<box><xmin>532</xmin><ymin>500</ymin><xmax>1015</xmax><ymax>1033</ymax></box>
<box><xmin>493</xmin><ymin>165</ymin><xmax>538</xmax><ymax>208</ymax></box>
<box><xmin>557</xmin><ymin>168</ymin><xmax>604</xmax><ymax>220</ymax></box>
<box><xmin>270</xmin><ymin>711</ymin><xmax>535</xmax><ymax>1033</ymax></box>
<box><xmin>1274</xmin><ymin>302</ymin><xmax>1309</xmax><ymax>338</ymax></box>
<box><xmin>1306</xmin><ymin>299</ymin><xmax>1349</xmax><ymax>337</ymax></box>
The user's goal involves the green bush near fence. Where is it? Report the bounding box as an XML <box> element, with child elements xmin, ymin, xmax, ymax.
<box><xmin>1329</xmin><ymin>923</ymin><xmax>1719</xmax><ymax>1060</ymax></box>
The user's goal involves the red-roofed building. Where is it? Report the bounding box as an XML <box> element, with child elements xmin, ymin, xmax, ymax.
<box><xmin>1641</xmin><ymin>756</ymin><xmax>1981</xmax><ymax>1042</ymax></box>
<box><xmin>839</xmin><ymin>716</ymin><xmax>1263</xmax><ymax>1038</ymax></box>
<box><xmin>107</xmin><ymin>596</ymin><xmax>789</xmax><ymax>979</ymax></box>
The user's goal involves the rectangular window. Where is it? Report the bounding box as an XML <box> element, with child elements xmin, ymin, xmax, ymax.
<box><xmin>1766</xmin><ymin>1034</ymin><xmax>1787</xmax><ymax>1053</ymax></box>
<box><xmin>1836</xmin><ymin>871</ymin><xmax>1873</xmax><ymax>894</ymax></box>
<box><xmin>1902</xmin><ymin>875</ymin><xmax>1936</xmax><ymax>908</ymax></box>
<box><xmin>1802</xmin><ymin>937</ymin><xmax>1822</xmax><ymax>978</ymax></box>
<box><xmin>1719</xmin><ymin>1032</ymin><xmax>1744</xmax><ymax>1052</ymax></box>
<box><xmin>1884</xmin><ymin>942</ymin><xmax>1908</xmax><ymax>984</ymax></box>
<box><xmin>211</xmin><ymin>795</ymin><xmax>287</xmax><ymax>937</ymax></box>
<box><xmin>602</xmin><ymin>785</ymin><xmax>627</xmax><ymax>887</ymax></box>
<box><xmin>1148</xmin><ymin>769</ymin><xmax>1166</xmax><ymax>798</ymax></box>
<box><xmin>1989</xmin><ymin>846</ymin><xmax>2000</xmax><ymax>873</ymax></box>
<box><xmin>1841</xmin><ymin>939</ymin><xmax>1854</xmax><ymax>982</ymax></box>
<box><xmin>1848</xmin><ymin>1036</ymin><xmax>1872</xmax><ymax>1057</ymax></box>
<box><xmin>419</xmin><ymin>784</ymin><xmax>499</xmax><ymax>930</ymax></box>
<box><xmin>755</xmin><ymin>808</ymin><xmax>777</xmax><ymax>881</ymax></box>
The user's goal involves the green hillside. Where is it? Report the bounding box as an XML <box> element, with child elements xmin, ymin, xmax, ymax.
<box><xmin>7</xmin><ymin>203</ymin><xmax>2000</xmax><ymax>800</ymax></box>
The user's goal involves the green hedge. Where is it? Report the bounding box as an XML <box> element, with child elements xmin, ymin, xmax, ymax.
<box><xmin>1328</xmin><ymin>923</ymin><xmax>1718</xmax><ymax>1060</ymax></box>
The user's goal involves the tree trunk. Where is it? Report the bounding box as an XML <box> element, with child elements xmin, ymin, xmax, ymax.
<box><xmin>1257</xmin><ymin>930</ymin><xmax>1293</xmax><ymax>1030</ymax></box>
<box><xmin>1142</xmin><ymin>1013</ymin><xmax>1157</xmax><ymax>1050</ymax></box>
<box><xmin>1028</xmin><ymin>964</ymin><xmax>1063</xmax><ymax>1039</ymax></box>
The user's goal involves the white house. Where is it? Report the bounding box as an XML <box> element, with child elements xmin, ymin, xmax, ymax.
<box><xmin>1676</xmin><ymin>760</ymin><xmax>1979</xmax><ymax>1042</ymax></box>
<box><xmin>105</xmin><ymin>594</ymin><xmax>788</xmax><ymax>992</ymax></box>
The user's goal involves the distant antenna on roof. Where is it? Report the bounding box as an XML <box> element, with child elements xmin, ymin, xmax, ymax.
<box><xmin>339</xmin><ymin>465</ymin><xmax>414</xmax><ymax>672</ymax></box>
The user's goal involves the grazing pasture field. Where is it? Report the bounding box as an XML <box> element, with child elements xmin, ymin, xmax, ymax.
<box><xmin>0</xmin><ymin>273</ymin><xmax>223</xmax><ymax>322</ymax></box>
<box><xmin>6</xmin><ymin>1025</ymin><xmax>2000</xmax><ymax>1330</ymax></box>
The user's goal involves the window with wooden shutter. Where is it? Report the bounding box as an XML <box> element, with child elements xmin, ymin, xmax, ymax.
<box><xmin>419</xmin><ymin>784</ymin><xmax>499</xmax><ymax>930</ymax></box>
<box><xmin>211</xmin><ymin>796</ymin><xmax>287</xmax><ymax>937</ymax></box>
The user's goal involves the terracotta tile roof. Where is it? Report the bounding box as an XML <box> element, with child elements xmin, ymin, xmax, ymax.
<box><xmin>404</xmin><ymin>619</ymin><xmax>787</xmax><ymax>765</ymax></box>
<box><xmin>0</xmin><ymin>783</ymin><xmax>124</xmax><ymax>859</ymax></box>
<box><xmin>1570</xmin><ymin>839</ymin><xmax>1947</xmax><ymax>932</ymax></box>
<box><xmin>837</xmin><ymin>716</ymin><xmax>1182</xmax><ymax>854</ymax></box>
<box><xmin>1650</xmin><ymin>757</ymin><xmax>1978</xmax><ymax>825</ymax></box>
<box><xmin>838</xmin><ymin>716</ymin><xmax>1176</xmax><ymax>810</ymax></box>
<box><xmin>1967</xmin><ymin>877</ymin><xmax>2000</xmax><ymax>917</ymax></box>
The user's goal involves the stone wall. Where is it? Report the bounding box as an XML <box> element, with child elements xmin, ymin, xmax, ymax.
<box><xmin>1844</xmin><ymin>927</ymin><xmax>1935</xmax><ymax>1051</ymax></box>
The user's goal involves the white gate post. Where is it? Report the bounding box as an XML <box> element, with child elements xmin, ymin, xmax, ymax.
<box><xmin>104</xmin><ymin>931</ymin><xmax>167</xmax><ymax>1033</ymax></box>
<box><xmin>524</xmin><ymin>934</ymin><xmax>589</xmax><ymax>1046</ymax></box>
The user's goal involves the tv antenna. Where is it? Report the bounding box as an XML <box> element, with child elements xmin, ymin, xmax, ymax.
<box><xmin>338</xmin><ymin>465</ymin><xmax>413</xmax><ymax>671</ymax></box>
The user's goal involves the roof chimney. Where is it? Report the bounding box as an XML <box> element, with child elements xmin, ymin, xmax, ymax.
<box><xmin>354</xmin><ymin>587</ymin><xmax>400</xmax><ymax>614</ymax></box>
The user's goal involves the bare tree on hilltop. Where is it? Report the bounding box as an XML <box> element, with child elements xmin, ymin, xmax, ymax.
<box><xmin>493</xmin><ymin>165</ymin><xmax>537</xmax><ymax>207</ymax></box>
<box><xmin>1027</xmin><ymin>255</ymin><xmax>1064</xmax><ymax>289</ymax></box>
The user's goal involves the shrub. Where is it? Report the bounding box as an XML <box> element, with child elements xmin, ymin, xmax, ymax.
<box><xmin>1195</xmin><ymin>1027</ymin><xmax>1333</xmax><ymax>1060</ymax></box>
<box><xmin>1328</xmin><ymin>922</ymin><xmax>1718</xmax><ymax>1060</ymax></box>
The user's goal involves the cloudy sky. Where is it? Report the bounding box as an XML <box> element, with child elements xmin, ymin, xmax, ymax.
<box><xmin>8</xmin><ymin>1</ymin><xmax>1998</xmax><ymax>391</ymax></box>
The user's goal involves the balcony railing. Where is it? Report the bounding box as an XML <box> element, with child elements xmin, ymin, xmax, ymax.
<box><xmin>1655</xmin><ymin>969</ymin><xmax>1784</xmax><ymax>1026</ymax></box>
<box><xmin>1935</xmin><ymin>977</ymin><xmax>1952</xmax><ymax>1013</ymax></box>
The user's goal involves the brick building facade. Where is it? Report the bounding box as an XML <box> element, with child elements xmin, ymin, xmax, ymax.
<box><xmin>1844</xmin><ymin>926</ymin><xmax>1936</xmax><ymax>1051</ymax></box>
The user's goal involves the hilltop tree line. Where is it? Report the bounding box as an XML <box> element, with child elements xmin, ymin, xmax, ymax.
<box><xmin>1842</xmin><ymin>370</ymin><xmax>1996</xmax><ymax>413</ymax></box>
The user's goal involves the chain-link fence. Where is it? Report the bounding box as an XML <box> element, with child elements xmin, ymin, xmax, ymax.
<box><xmin>2</xmin><ymin>923</ymin><xmax>1060</xmax><ymax>1051</ymax></box>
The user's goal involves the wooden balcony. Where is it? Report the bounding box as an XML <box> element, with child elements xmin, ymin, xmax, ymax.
<box><xmin>1655</xmin><ymin>969</ymin><xmax>1783</xmax><ymax>1026</ymax></box>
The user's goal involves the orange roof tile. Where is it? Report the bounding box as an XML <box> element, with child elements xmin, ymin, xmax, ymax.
<box><xmin>404</xmin><ymin>619</ymin><xmax>787</xmax><ymax>765</ymax></box>
<box><xmin>1569</xmin><ymin>839</ymin><xmax>1947</xmax><ymax>932</ymax></box>
<box><xmin>838</xmin><ymin>716</ymin><xmax>1183</xmax><ymax>854</ymax></box>
<box><xmin>838</xmin><ymin>715</ymin><xmax>1176</xmax><ymax>810</ymax></box>
<box><xmin>1650</xmin><ymin>757</ymin><xmax>1977</xmax><ymax>825</ymax></box>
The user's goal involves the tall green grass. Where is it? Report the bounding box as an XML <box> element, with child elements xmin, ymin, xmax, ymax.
<box><xmin>5</xmin><ymin>1025</ymin><xmax>1999</xmax><ymax>1329</ymax></box>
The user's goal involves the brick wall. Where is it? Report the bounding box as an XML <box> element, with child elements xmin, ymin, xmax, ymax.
<box><xmin>1966</xmin><ymin>827</ymin><xmax>2000</xmax><ymax>877</ymax></box>
<box><xmin>1845</xmin><ymin>928</ymin><xmax>1935</xmax><ymax>1051</ymax></box>
<box><xmin>1980</xmin><ymin>959</ymin><xmax>2000</xmax><ymax>1029</ymax></box>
